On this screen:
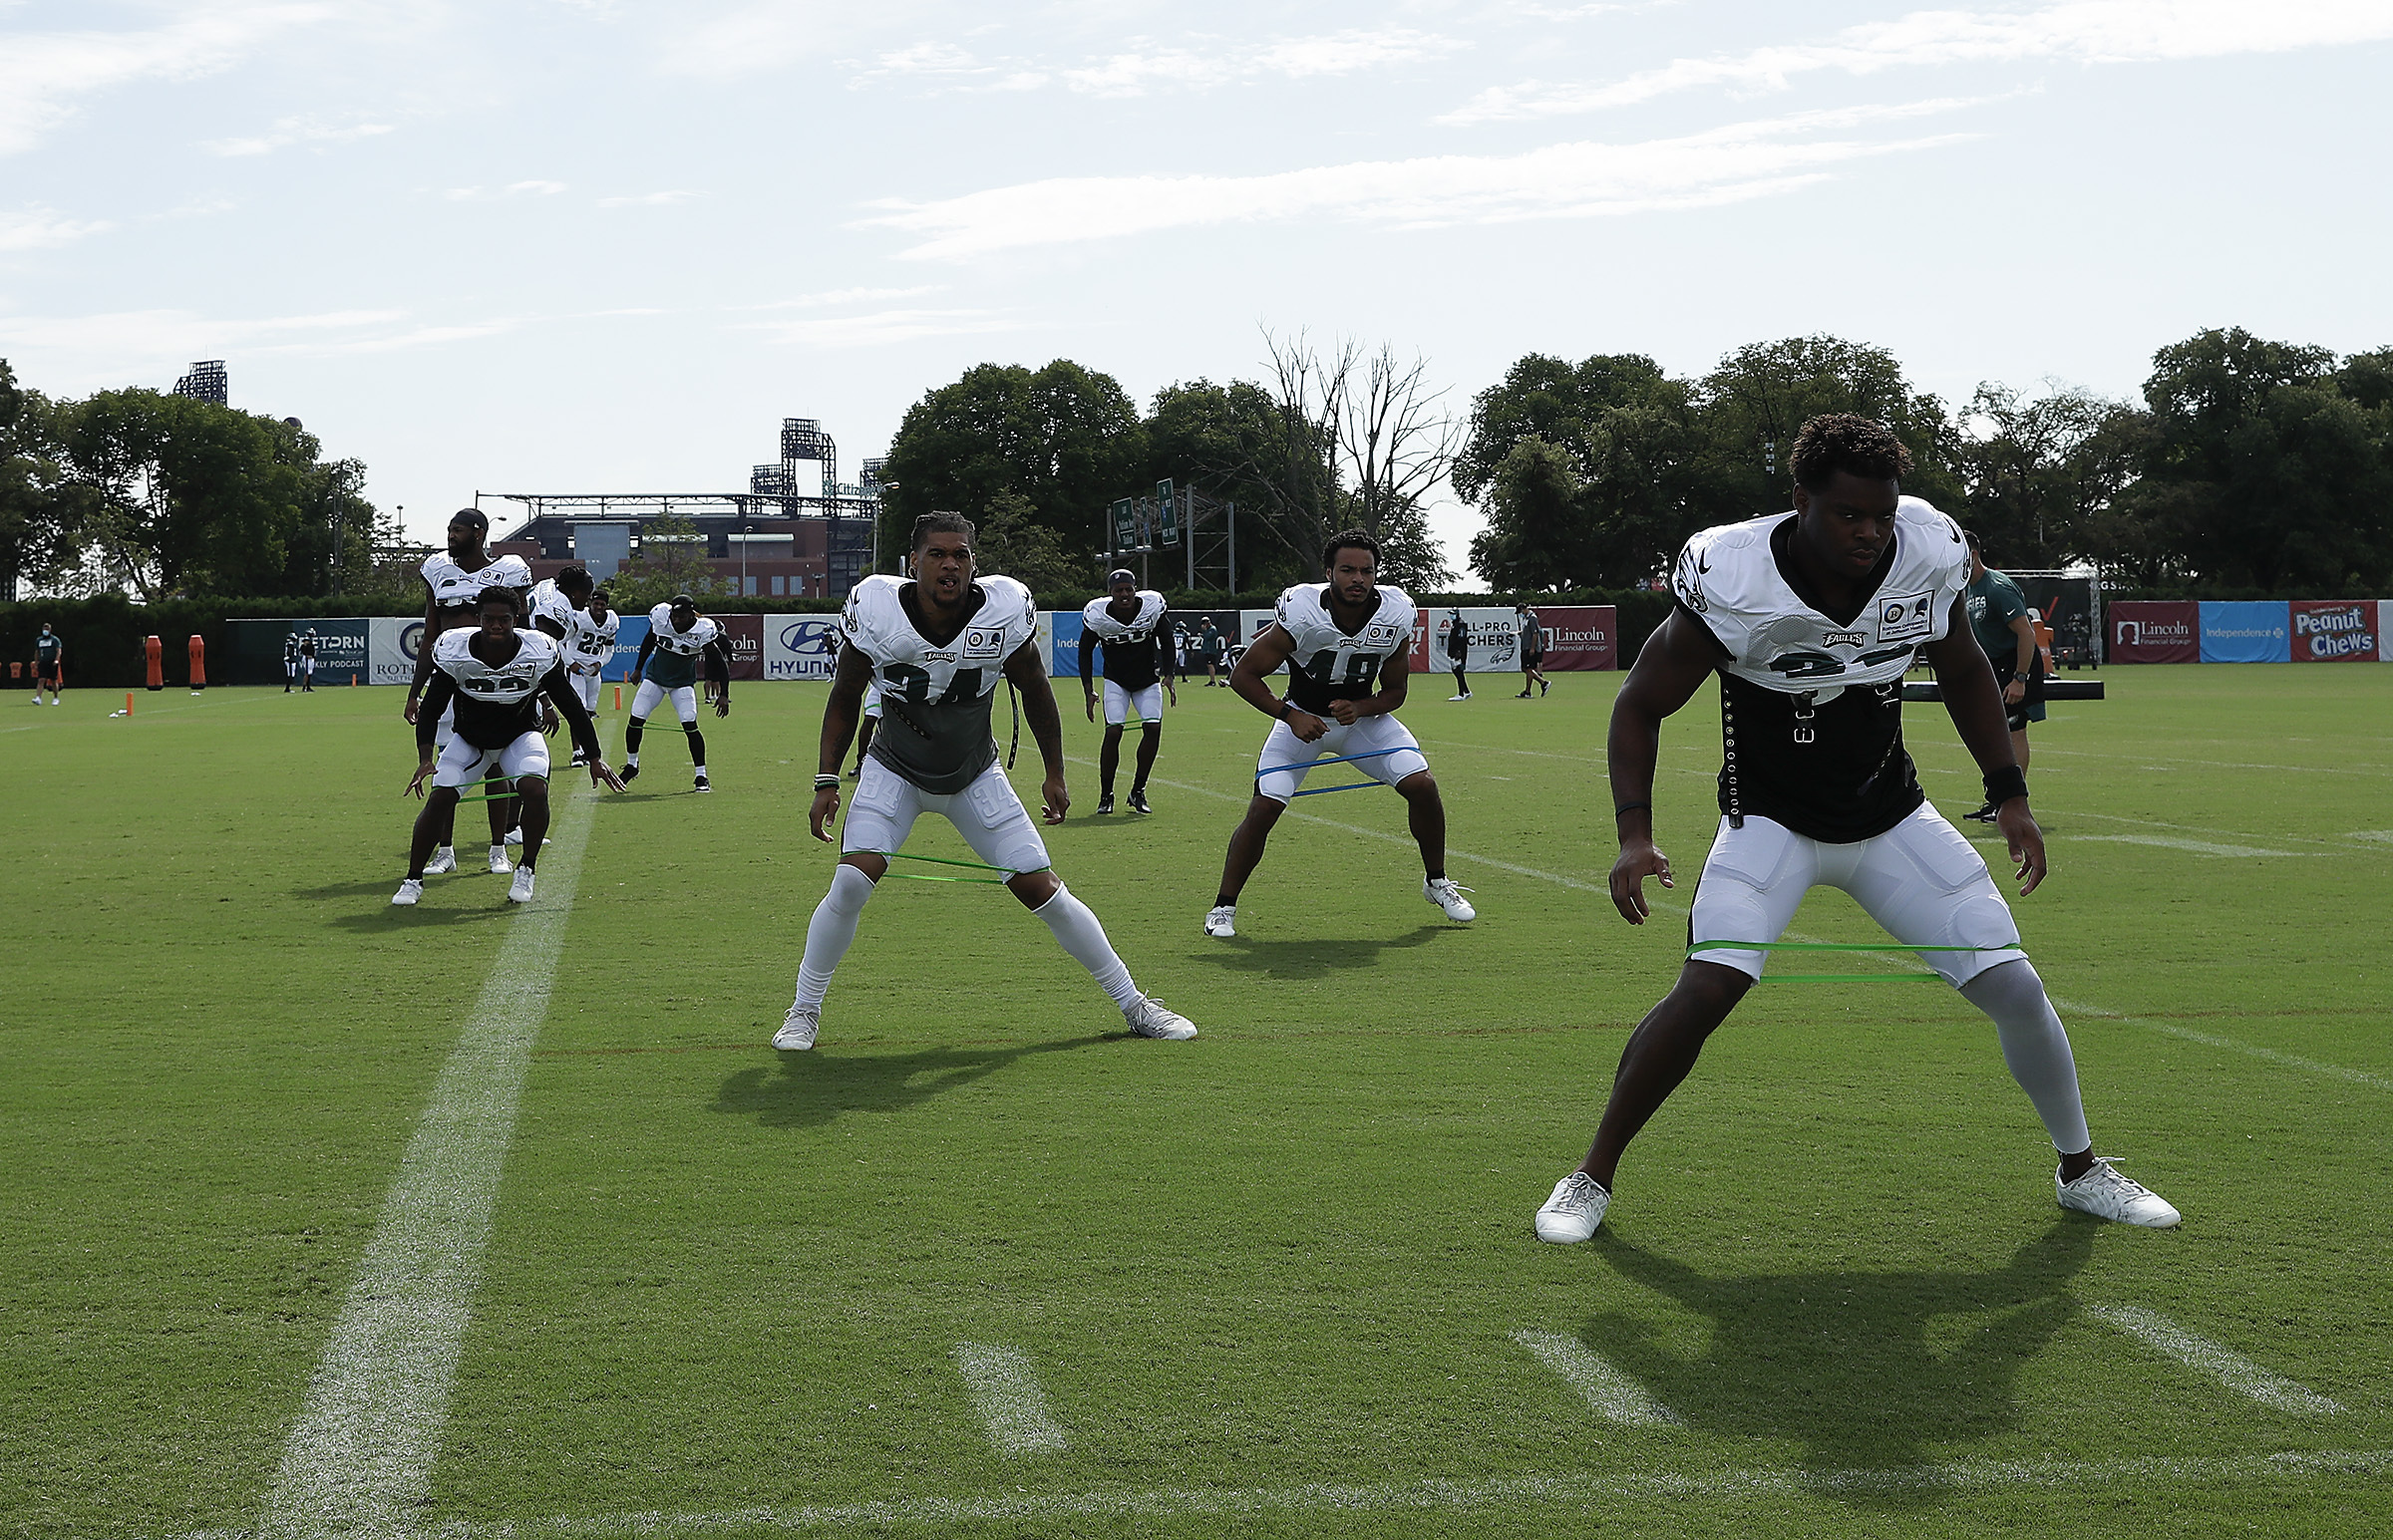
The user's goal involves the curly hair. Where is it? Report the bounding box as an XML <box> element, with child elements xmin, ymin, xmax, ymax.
<box><xmin>1322</xmin><ymin>527</ymin><xmax>1380</xmax><ymax>568</ymax></box>
<box><xmin>912</xmin><ymin>511</ymin><xmax>976</xmax><ymax>550</ymax></box>
<box><xmin>1790</xmin><ymin>414</ymin><xmax>1912</xmax><ymax>490</ymax></box>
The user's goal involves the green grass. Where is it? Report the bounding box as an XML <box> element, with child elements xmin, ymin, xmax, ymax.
<box><xmin>2</xmin><ymin>667</ymin><xmax>2389</xmax><ymax>1538</ymax></box>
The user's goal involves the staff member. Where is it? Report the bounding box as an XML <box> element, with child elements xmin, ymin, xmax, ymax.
<box><xmin>1962</xmin><ymin>531</ymin><xmax>2044</xmax><ymax>822</ymax></box>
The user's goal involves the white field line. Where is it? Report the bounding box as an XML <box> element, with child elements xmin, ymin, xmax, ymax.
<box><xmin>1512</xmin><ymin>1330</ymin><xmax>1678</xmax><ymax>1426</ymax></box>
<box><xmin>2077</xmin><ymin>834</ymin><xmax>2300</xmax><ymax>859</ymax></box>
<box><xmin>2089</xmin><ymin>1307</ymin><xmax>2344</xmax><ymax>1415</ymax></box>
<box><xmin>256</xmin><ymin>791</ymin><xmax>597</xmax><ymax>1540</ymax></box>
<box><xmin>196</xmin><ymin>1447</ymin><xmax>2393</xmax><ymax>1535</ymax></box>
<box><xmin>2034</xmin><ymin>746</ymin><xmax>2393</xmax><ymax>776</ymax></box>
<box><xmin>1103</xmin><ymin>760</ymin><xmax>2387</xmax><ymax>1091</ymax></box>
<box><xmin>951</xmin><ymin>1344</ymin><xmax>1067</xmax><ymax>1455</ymax></box>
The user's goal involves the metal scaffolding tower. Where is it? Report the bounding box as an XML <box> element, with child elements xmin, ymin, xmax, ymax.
<box><xmin>172</xmin><ymin>361</ymin><xmax>228</xmax><ymax>405</ymax></box>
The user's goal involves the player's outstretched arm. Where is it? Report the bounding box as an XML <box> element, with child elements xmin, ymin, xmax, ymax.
<box><xmin>704</xmin><ymin>640</ymin><xmax>732</xmax><ymax>716</ymax></box>
<box><xmin>1925</xmin><ymin>598</ymin><xmax>2045</xmax><ymax>893</ymax></box>
<box><xmin>404</xmin><ymin>581</ymin><xmax>439</xmax><ymax>723</ymax></box>
<box><xmin>811</xmin><ymin>643</ymin><xmax>871</xmax><ymax>841</ymax></box>
<box><xmin>1004</xmin><ymin>641</ymin><xmax>1070</xmax><ymax>821</ymax></box>
<box><xmin>1605</xmin><ymin>611</ymin><xmax>1718</xmax><ymax>924</ymax></box>
<box><xmin>1078</xmin><ymin>631</ymin><xmax>1099</xmax><ymax>720</ymax></box>
<box><xmin>629</xmin><ymin>630</ymin><xmax>656</xmax><ymax>685</ymax></box>
<box><xmin>538</xmin><ymin>666</ymin><xmax>620</xmax><ymax>788</ymax></box>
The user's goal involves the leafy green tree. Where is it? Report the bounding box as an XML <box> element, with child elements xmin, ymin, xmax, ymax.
<box><xmin>1953</xmin><ymin>384</ymin><xmax>2151</xmax><ymax>570</ymax></box>
<box><xmin>0</xmin><ymin>361</ymin><xmax>88</xmax><ymax>598</ymax></box>
<box><xmin>607</xmin><ymin>514</ymin><xmax>726</xmax><ymax>612</ymax></box>
<box><xmin>1144</xmin><ymin>377</ymin><xmax>1317</xmax><ymax>591</ymax></box>
<box><xmin>972</xmin><ymin>489</ymin><xmax>1090</xmax><ymax>603</ymax></box>
<box><xmin>1469</xmin><ymin>438</ymin><xmax>1586</xmax><ymax>590</ymax></box>
<box><xmin>877</xmin><ymin>360</ymin><xmax>1147</xmax><ymax>574</ymax></box>
<box><xmin>1692</xmin><ymin>336</ymin><xmax>1964</xmax><ymax>519</ymax></box>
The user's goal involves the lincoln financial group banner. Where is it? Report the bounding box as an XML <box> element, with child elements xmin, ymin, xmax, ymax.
<box><xmin>2107</xmin><ymin>601</ymin><xmax>2199</xmax><ymax>663</ymax></box>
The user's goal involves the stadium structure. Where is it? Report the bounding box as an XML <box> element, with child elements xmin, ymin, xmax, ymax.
<box><xmin>171</xmin><ymin>361</ymin><xmax>228</xmax><ymax>405</ymax></box>
<box><xmin>488</xmin><ymin>418</ymin><xmax>883</xmax><ymax>598</ymax></box>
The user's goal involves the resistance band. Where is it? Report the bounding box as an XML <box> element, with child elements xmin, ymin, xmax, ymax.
<box><xmin>445</xmin><ymin>774</ymin><xmax>521</xmax><ymax>805</ymax></box>
<box><xmin>1686</xmin><ymin>939</ymin><xmax>2020</xmax><ymax>984</ymax></box>
<box><xmin>1257</xmin><ymin>746</ymin><xmax>1405</xmax><ymax>798</ymax></box>
<box><xmin>868</xmin><ymin>850</ymin><xmax>1021</xmax><ymax>886</ymax></box>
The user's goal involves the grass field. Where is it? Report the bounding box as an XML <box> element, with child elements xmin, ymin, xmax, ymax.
<box><xmin>4</xmin><ymin>665</ymin><xmax>2389</xmax><ymax>1539</ymax></box>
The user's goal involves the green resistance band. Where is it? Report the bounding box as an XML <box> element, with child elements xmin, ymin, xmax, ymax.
<box><xmin>1686</xmin><ymin>939</ymin><xmax>2019</xmax><ymax>984</ymax></box>
<box><xmin>870</xmin><ymin>851</ymin><xmax>1037</xmax><ymax>886</ymax></box>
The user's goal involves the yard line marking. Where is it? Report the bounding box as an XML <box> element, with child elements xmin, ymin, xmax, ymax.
<box><xmin>2035</xmin><ymin>746</ymin><xmax>2393</xmax><ymax>776</ymax></box>
<box><xmin>1103</xmin><ymin>761</ymin><xmax>2384</xmax><ymax>1090</ymax></box>
<box><xmin>1512</xmin><ymin>1329</ymin><xmax>1678</xmax><ymax>1426</ymax></box>
<box><xmin>2089</xmin><ymin>1307</ymin><xmax>2344</xmax><ymax>1415</ymax></box>
<box><xmin>951</xmin><ymin>1344</ymin><xmax>1067</xmax><ymax>1455</ymax></box>
<box><xmin>257</xmin><ymin>790</ymin><xmax>598</xmax><ymax>1540</ymax></box>
<box><xmin>2050</xmin><ymin>808</ymin><xmax>2362</xmax><ymax>851</ymax></box>
<box><xmin>234</xmin><ymin>1447</ymin><xmax>2393</xmax><ymax>1535</ymax></box>
<box><xmin>2078</xmin><ymin>834</ymin><xmax>2301</xmax><ymax>858</ymax></box>
<box><xmin>2048</xmin><ymin>999</ymin><xmax>2390</xmax><ymax>1091</ymax></box>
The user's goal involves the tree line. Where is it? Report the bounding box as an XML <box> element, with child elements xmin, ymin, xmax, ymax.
<box><xmin>0</xmin><ymin>361</ymin><xmax>407</xmax><ymax>605</ymax></box>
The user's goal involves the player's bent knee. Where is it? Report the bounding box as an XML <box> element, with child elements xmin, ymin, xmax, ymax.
<box><xmin>1008</xmin><ymin>869</ymin><xmax>1061</xmax><ymax>907</ymax></box>
<box><xmin>1673</xmin><ymin>959</ymin><xmax>1756</xmax><ymax>1009</ymax></box>
<box><xmin>1396</xmin><ymin>770</ymin><xmax>1439</xmax><ymax>798</ymax></box>
<box><xmin>838</xmin><ymin>852</ymin><xmax>887</xmax><ymax>883</ymax></box>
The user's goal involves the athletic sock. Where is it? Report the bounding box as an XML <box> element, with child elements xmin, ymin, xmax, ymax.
<box><xmin>624</xmin><ymin>752</ymin><xmax>639</xmax><ymax>768</ymax></box>
<box><xmin>1032</xmin><ymin>883</ymin><xmax>1140</xmax><ymax>1009</ymax></box>
<box><xmin>694</xmin><ymin>764</ymin><xmax>708</xmax><ymax>778</ymax></box>
<box><xmin>795</xmin><ymin>864</ymin><xmax>876</xmax><ymax>1009</ymax></box>
<box><xmin>686</xmin><ymin>728</ymin><xmax>706</xmax><ymax>765</ymax></box>
<box><xmin>1959</xmin><ymin>958</ymin><xmax>2093</xmax><ymax>1154</ymax></box>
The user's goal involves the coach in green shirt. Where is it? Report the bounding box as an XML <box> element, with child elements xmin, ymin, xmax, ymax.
<box><xmin>1962</xmin><ymin>530</ymin><xmax>2043</xmax><ymax>822</ymax></box>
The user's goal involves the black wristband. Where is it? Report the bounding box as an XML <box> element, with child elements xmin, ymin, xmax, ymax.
<box><xmin>1277</xmin><ymin>700</ymin><xmax>1294</xmax><ymax>721</ymax></box>
<box><xmin>1983</xmin><ymin>766</ymin><xmax>2028</xmax><ymax>807</ymax></box>
<box><xmin>1613</xmin><ymin>801</ymin><xmax>1650</xmax><ymax>818</ymax></box>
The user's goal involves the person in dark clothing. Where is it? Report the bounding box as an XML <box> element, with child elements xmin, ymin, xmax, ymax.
<box><xmin>1444</xmin><ymin>608</ymin><xmax>1472</xmax><ymax>700</ymax></box>
<box><xmin>1080</xmin><ymin>569</ymin><xmax>1176</xmax><ymax>814</ymax></box>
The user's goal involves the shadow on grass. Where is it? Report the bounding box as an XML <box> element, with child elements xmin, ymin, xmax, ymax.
<box><xmin>1580</xmin><ymin>1218</ymin><xmax>2098</xmax><ymax>1505</ymax></box>
<box><xmin>1192</xmin><ymin>924</ymin><xmax>1448</xmax><ymax>980</ymax></box>
<box><xmin>327</xmin><ymin>900</ymin><xmax>518</xmax><ymax>932</ymax></box>
<box><xmin>712</xmin><ymin>1034</ymin><xmax>1112</xmax><ymax>1131</ymax></box>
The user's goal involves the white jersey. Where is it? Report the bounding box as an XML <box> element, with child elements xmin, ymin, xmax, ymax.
<box><xmin>1670</xmin><ymin>497</ymin><xmax>1967</xmax><ymax>697</ymax></box>
<box><xmin>1272</xmin><ymin>582</ymin><xmax>1417</xmax><ymax>715</ymax></box>
<box><xmin>528</xmin><ymin>583</ymin><xmax>618</xmax><ymax>676</ymax></box>
<box><xmin>1081</xmin><ymin>590</ymin><xmax>1166</xmax><ymax>642</ymax></box>
<box><xmin>842</xmin><ymin>573</ymin><xmax>1037</xmax><ymax>793</ymax></box>
<box><xmin>1669</xmin><ymin>497</ymin><xmax>1969</xmax><ymax>842</ymax></box>
<box><xmin>428</xmin><ymin>626</ymin><xmax>567</xmax><ymax>751</ymax></box>
<box><xmin>645</xmin><ymin>604</ymin><xmax>723</xmax><ymax>657</ymax></box>
<box><xmin>421</xmin><ymin>551</ymin><xmax>532</xmax><ymax>612</ymax></box>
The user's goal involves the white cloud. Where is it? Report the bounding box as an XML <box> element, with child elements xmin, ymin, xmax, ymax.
<box><xmin>843</xmin><ymin>27</ymin><xmax>1466</xmax><ymax>97</ymax></box>
<box><xmin>663</xmin><ymin>0</ymin><xmax>929</xmax><ymax>79</ymax></box>
<box><xmin>866</xmin><ymin>100</ymin><xmax>1978</xmax><ymax>260</ymax></box>
<box><xmin>1442</xmin><ymin>0</ymin><xmax>2393</xmax><ymax>123</ymax></box>
<box><xmin>0</xmin><ymin>205</ymin><xmax>115</xmax><ymax>253</ymax></box>
<box><xmin>0</xmin><ymin>4</ymin><xmax>335</xmax><ymax>155</ymax></box>
<box><xmin>744</xmin><ymin>307</ymin><xmax>1023</xmax><ymax>347</ymax></box>
<box><xmin>596</xmin><ymin>189</ymin><xmax>704</xmax><ymax>207</ymax></box>
<box><xmin>202</xmin><ymin>116</ymin><xmax>394</xmax><ymax>156</ymax></box>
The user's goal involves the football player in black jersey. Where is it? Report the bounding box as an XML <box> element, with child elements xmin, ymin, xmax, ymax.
<box><xmin>1536</xmin><ymin>415</ymin><xmax>2177</xmax><ymax>1242</ymax></box>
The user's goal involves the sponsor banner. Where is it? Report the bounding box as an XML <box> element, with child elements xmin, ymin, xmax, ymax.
<box><xmin>2107</xmin><ymin>600</ymin><xmax>2199</xmax><ymax>664</ymax></box>
<box><xmin>602</xmin><ymin>615</ymin><xmax>648</xmax><ymax>681</ymax></box>
<box><xmin>1416</xmin><ymin>607</ymin><xmax>1526</xmax><ymax>674</ymax></box>
<box><xmin>715</xmin><ymin>613</ymin><xmax>765</xmax><ymax>680</ymax></box>
<box><xmin>368</xmin><ymin>616</ymin><xmax>425</xmax><ymax>686</ymax></box>
<box><xmin>2289</xmin><ymin>600</ymin><xmax>2377</xmax><ymax>662</ymax></box>
<box><xmin>765</xmin><ymin>613</ymin><xmax>845</xmax><ymax>680</ymax></box>
<box><xmin>2382</xmin><ymin>602</ymin><xmax>2393</xmax><ymax>662</ymax></box>
<box><xmin>1045</xmin><ymin>608</ymin><xmax>1083</xmax><ymax>678</ymax></box>
<box><xmin>1536</xmin><ymin>605</ymin><xmax>1618</xmax><ymax>671</ymax></box>
<box><xmin>2199</xmin><ymin>601</ymin><xmax>2290</xmax><ymax>664</ymax></box>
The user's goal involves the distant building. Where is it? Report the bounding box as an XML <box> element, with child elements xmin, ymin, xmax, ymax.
<box><xmin>172</xmin><ymin>361</ymin><xmax>228</xmax><ymax>405</ymax></box>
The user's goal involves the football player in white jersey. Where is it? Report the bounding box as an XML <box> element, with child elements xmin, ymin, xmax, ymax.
<box><xmin>1534</xmin><ymin>415</ymin><xmax>2178</xmax><ymax>1245</ymax></box>
<box><xmin>528</xmin><ymin>567</ymin><xmax>616</xmax><ymax>767</ymax></box>
<box><xmin>1203</xmin><ymin>528</ymin><xmax>1477</xmax><ymax>939</ymax></box>
<box><xmin>404</xmin><ymin>508</ymin><xmax>534</xmax><ymax>875</ymax></box>
<box><xmin>775</xmin><ymin>512</ymin><xmax>1197</xmax><ymax>1052</ymax></box>
<box><xmin>395</xmin><ymin>588</ymin><xmax>623</xmax><ymax>906</ymax></box>
<box><xmin>623</xmin><ymin>594</ymin><xmax>730</xmax><ymax>792</ymax></box>
<box><xmin>1079</xmin><ymin>570</ymin><xmax>1176</xmax><ymax>814</ymax></box>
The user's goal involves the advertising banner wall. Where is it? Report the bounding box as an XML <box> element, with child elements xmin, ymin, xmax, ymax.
<box><xmin>764</xmin><ymin>613</ymin><xmax>845</xmax><ymax>680</ymax></box>
<box><xmin>1414</xmin><ymin>607</ymin><xmax>1528</xmax><ymax>674</ymax></box>
<box><xmin>2288</xmin><ymin>600</ymin><xmax>2377</xmax><ymax>662</ymax></box>
<box><xmin>225</xmin><ymin>618</ymin><xmax>373</xmax><ymax>685</ymax></box>
<box><xmin>1536</xmin><ymin>605</ymin><xmax>1618</xmax><ymax>671</ymax></box>
<box><xmin>2199</xmin><ymin>601</ymin><xmax>2291</xmax><ymax>663</ymax></box>
<box><xmin>714</xmin><ymin>614</ymin><xmax>765</xmax><ymax>680</ymax></box>
<box><xmin>2382</xmin><ymin>602</ymin><xmax>2393</xmax><ymax>661</ymax></box>
<box><xmin>368</xmin><ymin>616</ymin><xmax>424</xmax><ymax>686</ymax></box>
<box><xmin>602</xmin><ymin>614</ymin><xmax>648</xmax><ymax>681</ymax></box>
<box><xmin>2107</xmin><ymin>600</ymin><xmax>2199</xmax><ymax>663</ymax></box>
<box><xmin>1045</xmin><ymin>608</ymin><xmax>1083</xmax><ymax>678</ymax></box>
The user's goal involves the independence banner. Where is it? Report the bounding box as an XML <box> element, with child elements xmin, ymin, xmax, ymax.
<box><xmin>2199</xmin><ymin>601</ymin><xmax>2290</xmax><ymax>664</ymax></box>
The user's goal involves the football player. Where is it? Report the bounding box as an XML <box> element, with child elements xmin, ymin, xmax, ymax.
<box><xmin>623</xmin><ymin>594</ymin><xmax>730</xmax><ymax>792</ymax></box>
<box><xmin>776</xmin><ymin>512</ymin><xmax>1196</xmax><ymax>1052</ymax></box>
<box><xmin>1534</xmin><ymin>414</ymin><xmax>2179</xmax><ymax>1245</ymax></box>
<box><xmin>395</xmin><ymin>587</ymin><xmax>623</xmax><ymax>906</ymax></box>
<box><xmin>528</xmin><ymin>567</ymin><xmax>617</xmax><ymax>767</ymax></box>
<box><xmin>1202</xmin><ymin>528</ymin><xmax>1476</xmax><ymax>939</ymax></box>
<box><xmin>1079</xmin><ymin>568</ymin><xmax>1176</xmax><ymax>814</ymax></box>
<box><xmin>404</xmin><ymin>509</ymin><xmax>534</xmax><ymax>875</ymax></box>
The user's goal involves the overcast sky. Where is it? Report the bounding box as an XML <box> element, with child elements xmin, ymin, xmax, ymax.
<box><xmin>4</xmin><ymin>0</ymin><xmax>2389</xmax><ymax>574</ymax></box>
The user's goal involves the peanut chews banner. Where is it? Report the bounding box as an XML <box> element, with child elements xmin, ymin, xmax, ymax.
<box><xmin>2109</xmin><ymin>600</ymin><xmax>2393</xmax><ymax>663</ymax></box>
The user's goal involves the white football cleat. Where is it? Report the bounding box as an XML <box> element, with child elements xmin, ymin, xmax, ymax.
<box><xmin>2058</xmin><ymin>1157</ymin><xmax>2181</xmax><ymax>1227</ymax></box>
<box><xmin>422</xmin><ymin>847</ymin><xmax>457</xmax><ymax>876</ymax></box>
<box><xmin>1124</xmin><ymin>995</ymin><xmax>1197</xmax><ymax>1040</ymax></box>
<box><xmin>774</xmin><ymin>1003</ymin><xmax>820</xmax><ymax>1052</ymax></box>
<box><xmin>1202</xmin><ymin>903</ymin><xmax>1237</xmax><ymax>939</ymax></box>
<box><xmin>1425</xmin><ymin>876</ymin><xmax>1477</xmax><ymax>922</ymax></box>
<box><xmin>391</xmin><ymin>878</ymin><xmax>423</xmax><ymax>907</ymax></box>
<box><xmin>508</xmin><ymin>867</ymin><xmax>535</xmax><ymax>904</ymax></box>
<box><xmin>488</xmin><ymin>845</ymin><xmax>513</xmax><ymax>875</ymax></box>
<box><xmin>504</xmin><ymin>824</ymin><xmax>523</xmax><ymax>845</ymax></box>
<box><xmin>1535</xmin><ymin>1171</ymin><xmax>1610</xmax><ymax>1243</ymax></box>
